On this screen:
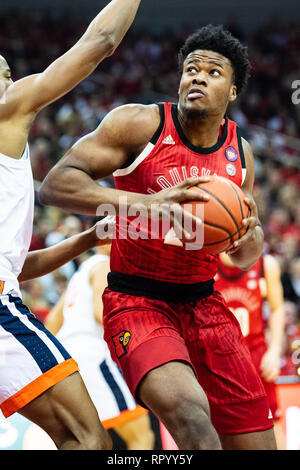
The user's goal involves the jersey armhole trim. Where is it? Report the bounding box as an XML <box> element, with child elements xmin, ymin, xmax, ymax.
<box><xmin>113</xmin><ymin>103</ymin><xmax>165</xmax><ymax>178</ymax></box>
<box><xmin>150</xmin><ymin>102</ymin><xmax>165</xmax><ymax>145</ymax></box>
<box><xmin>236</xmin><ymin>126</ymin><xmax>247</xmax><ymax>184</ymax></box>
<box><xmin>260</xmin><ymin>256</ymin><xmax>265</xmax><ymax>279</ymax></box>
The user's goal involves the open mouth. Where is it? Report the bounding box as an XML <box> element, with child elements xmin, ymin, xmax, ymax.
<box><xmin>187</xmin><ymin>88</ymin><xmax>206</xmax><ymax>100</ymax></box>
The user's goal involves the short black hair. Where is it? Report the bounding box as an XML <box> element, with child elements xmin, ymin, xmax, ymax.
<box><xmin>178</xmin><ymin>25</ymin><xmax>250</xmax><ymax>95</ymax></box>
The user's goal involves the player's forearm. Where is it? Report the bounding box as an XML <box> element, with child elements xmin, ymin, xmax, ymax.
<box><xmin>268</xmin><ymin>304</ymin><xmax>285</xmax><ymax>354</ymax></box>
<box><xmin>18</xmin><ymin>227</ymin><xmax>98</xmax><ymax>282</ymax></box>
<box><xmin>229</xmin><ymin>226</ymin><xmax>264</xmax><ymax>270</ymax></box>
<box><xmin>82</xmin><ymin>0</ymin><xmax>141</xmax><ymax>57</ymax></box>
<box><xmin>39</xmin><ymin>167</ymin><xmax>150</xmax><ymax>216</ymax></box>
<box><xmin>19</xmin><ymin>0</ymin><xmax>141</xmax><ymax>113</ymax></box>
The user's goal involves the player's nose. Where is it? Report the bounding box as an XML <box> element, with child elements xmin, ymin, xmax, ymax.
<box><xmin>192</xmin><ymin>75</ymin><xmax>207</xmax><ymax>87</ymax></box>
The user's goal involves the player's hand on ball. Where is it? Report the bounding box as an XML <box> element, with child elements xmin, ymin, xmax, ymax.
<box><xmin>226</xmin><ymin>195</ymin><xmax>261</xmax><ymax>255</ymax></box>
<box><xmin>148</xmin><ymin>177</ymin><xmax>210</xmax><ymax>242</ymax></box>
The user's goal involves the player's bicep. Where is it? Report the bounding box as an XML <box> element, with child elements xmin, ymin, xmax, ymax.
<box><xmin>54</xmin><ymin>105</ymin><xmax>152</xmax><ymax>178</ymax></box>
<box><xmin>17</xmin><ymin>38</ymin><xmax>112</xmax><ymax>114</ymax></box>
<box><xmin>55</xmin><ymin>113</ymin><xmax>133</xmax><ymax>180</ymax></box>
<box><xmin>40</xmin><ymin>104</ymin><xmax>158</xmax><ymax>208</ymax></box>
<box><xmin>58</xmin><ymin>131</ymin><xmax>126</xmax><ymax>180</ymax></box>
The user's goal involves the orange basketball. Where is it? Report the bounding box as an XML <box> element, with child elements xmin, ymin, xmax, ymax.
<box><xmin>181</xmin><ymin>176</ymin><xmax>250</xmax><ymax>255</ymax></box>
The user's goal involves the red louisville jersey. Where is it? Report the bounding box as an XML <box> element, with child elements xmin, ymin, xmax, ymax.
<box><xmin>214</xmin><ymin>257</ymin><xmax>266</xmax><ymax>348</ymax></box>
<box><xmin>111</xmin><ymin>102</ymin><xmax>246</xmax><ymax>283</ymax></box>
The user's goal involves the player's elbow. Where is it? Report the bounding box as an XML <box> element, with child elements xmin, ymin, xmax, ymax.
<box><xmin>82</xmin><ymin>32</ymin><xmax>116</xmax><ymax>63</ymax></box>
<box><xmin>100</xmin><ymin>32</ymin><xmax>117</xmax><ymax>57</ymax></box>
<box><xmin>38</xmin><ymin>180</ymin><xmax>53</xmax><ymax>206</ymax></box>
<box><xmin>94</xmin><ymin>32</ymin><xmax>116</xmax><ymax>56</ymax></box>
<box><xmin>39</xmin><ymin>169</ymin><xmax>62</xmax><ymax>206</ymax></box>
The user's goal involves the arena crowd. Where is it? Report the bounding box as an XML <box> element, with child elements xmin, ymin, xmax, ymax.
<box><xmin>1</xmin><ymin>10</ymin><xmax>299</xmax><ymax>377</ymax></box>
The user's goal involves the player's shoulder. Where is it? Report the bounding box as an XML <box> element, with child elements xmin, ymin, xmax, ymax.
<box><xmin>97</xmin><ymin>103</ymin><xmax>161</xmax><ymax>149</ymax></box>
<box><xmin>104</xmin><ymin>103</ymin><xmax>159</xmax><ymax>128</ymax></box>
<box><xmin>0</xmin><ymin>75</ymin><xmax>38</xmax><ymax>120</ymax></box>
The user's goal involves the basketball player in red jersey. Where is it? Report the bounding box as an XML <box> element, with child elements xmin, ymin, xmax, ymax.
<box><xmin>215</xmin><ymin>252</ymin><xmax>286</xmax><ymax>449</ymax></box>
<box><xmin>40</xmin><ymin>26</ymin><xmax>277</xmax><ymax>449</ymax></box>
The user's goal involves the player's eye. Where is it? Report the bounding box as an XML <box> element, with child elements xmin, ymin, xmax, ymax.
<box><xmin>210</xmin><ymin>69</ymin><xmax>221</xmax><ymax>77</ymax></box>
<box><xmin>187</xmin><ymin>66</ymin><xmax>197</xmax><ymax>73</ymax></box>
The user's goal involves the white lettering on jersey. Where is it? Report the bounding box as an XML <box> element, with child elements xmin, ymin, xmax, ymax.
<box><xmin>154</xmin><ymin>166</ymin><xmax>218</xmax><ymax>191</ymax></box>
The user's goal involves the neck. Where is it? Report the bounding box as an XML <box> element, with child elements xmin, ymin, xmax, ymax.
<box><xmin>177</xmin><ymin>105</ymin><xmax>225</xmax><ymax>148</ymax></box>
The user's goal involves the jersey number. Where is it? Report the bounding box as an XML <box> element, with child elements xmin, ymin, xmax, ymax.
<box><xmin>229</xmin><ymin>307</ymin><xmax>249</xmax><ymax>337</ymax></box>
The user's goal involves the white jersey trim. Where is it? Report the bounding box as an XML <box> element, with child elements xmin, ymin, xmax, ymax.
<box><xmin>0</xmin><ymin>143</ymin><xmax>29</xmax><ymax>166</ymax></box>
<box><xmin>113</xmin><ymin>142</ymin><xmax>154</xmax><ymax>177</ymax></box>
<box><xmin>1</xmin><ymin>295</ymin><xmax>66</xmax><ymax>364</ymax></box>
<box><xmin>242</xmin><ymin>168</ymin><xmax>247</xmax><ymax>185</ymax></box>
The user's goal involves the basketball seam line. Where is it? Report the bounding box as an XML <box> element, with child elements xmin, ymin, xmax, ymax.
<box><xmin>203</xmin><ymin>225</ymin><xmax>244</xmax><ymax>246</ymax></box>
<box><xmin>227</xmin><ymin>180</ymin><xmax>244</xmax><ymax>220</ymax></box>
<box><xmin>195</xmin><ymin>186</ymin><xmax>240</xmax><ymax>236</ymax></box>
<box><xmin>203</xmin><ymin>221</ymin><xmax>232</xmax><ymax>237</ymax></box>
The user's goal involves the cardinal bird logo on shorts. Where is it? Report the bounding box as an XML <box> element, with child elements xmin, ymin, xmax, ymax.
<box><xmin>112</xmin><ymin>330</ymin><xmax>132</xmax><ymax>359</ymax></box>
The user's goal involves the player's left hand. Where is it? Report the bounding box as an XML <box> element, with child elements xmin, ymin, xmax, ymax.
<box><xmin>226</xmin><ymin>195</ymin><xmax>261</xmax><ymax>255</ymax></box>
<box><xmin>260</xmin><ymin>348</ymin><xmax>281</xmax><ymax>382</ymax></box>
<box><xmin>93</xmin><ymin>215</ymin><xmax>116</xmax><ymax>246</ymax></box>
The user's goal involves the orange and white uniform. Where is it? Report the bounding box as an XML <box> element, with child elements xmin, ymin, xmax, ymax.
<box><xmin>57</xmin><ymin>254</ymin><xmax>147</xmax><ymax>429</ymax></box>
<box><xmin>0</xmin><ymin>145</ymin><xmax>78</xmax><ymax>418</ymax></box>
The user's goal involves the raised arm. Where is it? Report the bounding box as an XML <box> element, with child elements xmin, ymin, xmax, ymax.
<box><xmin>5</xmin><ymin>0</ymin><xmax>141</xmax><ymax>115</ymax></box>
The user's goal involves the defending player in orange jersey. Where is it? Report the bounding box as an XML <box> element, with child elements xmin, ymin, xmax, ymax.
<box><xmin>40</xmin><ymin>25</ymin><xmax>276</xmax><ymax>450</ymax></box>
<box><xmin>0</xmin><ymin>0</ymin><xmax>141</xmax><ymax>450</ymax></box>
<box><xmin>215</xmin><ymin>252</ymin><xmax>286</xmax><ymax>449</ymax></box>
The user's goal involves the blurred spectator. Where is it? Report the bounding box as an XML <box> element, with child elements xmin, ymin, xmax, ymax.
<box><xmin>21</xmin><ymin>279</ymin><xmax>51</xmax><ymax>323</ymax></box>
<box><xmin>282</xmin><ymin>258</ymin><xmax>300</xmax><ymax>309</ymax></box>
<box><xmin>280</xmin><ymin>301</ymin><xmax>300</xmax><ymax>376</ymax></box>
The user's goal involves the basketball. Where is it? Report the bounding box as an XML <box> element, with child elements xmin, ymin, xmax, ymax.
<box><xmin>182</xmin><ymin>176</ymin><xmax>250</xmax><ymax>255</ymax></box>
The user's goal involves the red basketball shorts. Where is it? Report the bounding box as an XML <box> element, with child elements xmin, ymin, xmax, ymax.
<box><xmin>102</xmin><ymin>288</ymin><xmax>274</xmax><ymax>435</ymax></box>
<box><xmin>247</xmin><ymin>341</ymin><xmax>281</xmax><ymax>421</ymax></box>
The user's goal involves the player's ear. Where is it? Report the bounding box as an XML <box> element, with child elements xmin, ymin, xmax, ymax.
<box><xmin>228</xmin><ymin>84</ymin><xmax>237</xmax><ymax>103</ymax></box>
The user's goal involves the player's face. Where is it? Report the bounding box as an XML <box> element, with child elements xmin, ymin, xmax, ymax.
<box><xmin>0</xmin><ymin>56</ymin><xmax>13</xmax><ymax>99</ymax></box>
<box><xmin>178</xmin><ymin>50</ymin><xmax>237</xmax><ymax>118</ymax></box>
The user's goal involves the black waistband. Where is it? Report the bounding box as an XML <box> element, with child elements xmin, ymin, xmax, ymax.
<box><xmin>107</xmin><ymin>271</ymin><xmax>214</xmax><ymax>304</ymax></box>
